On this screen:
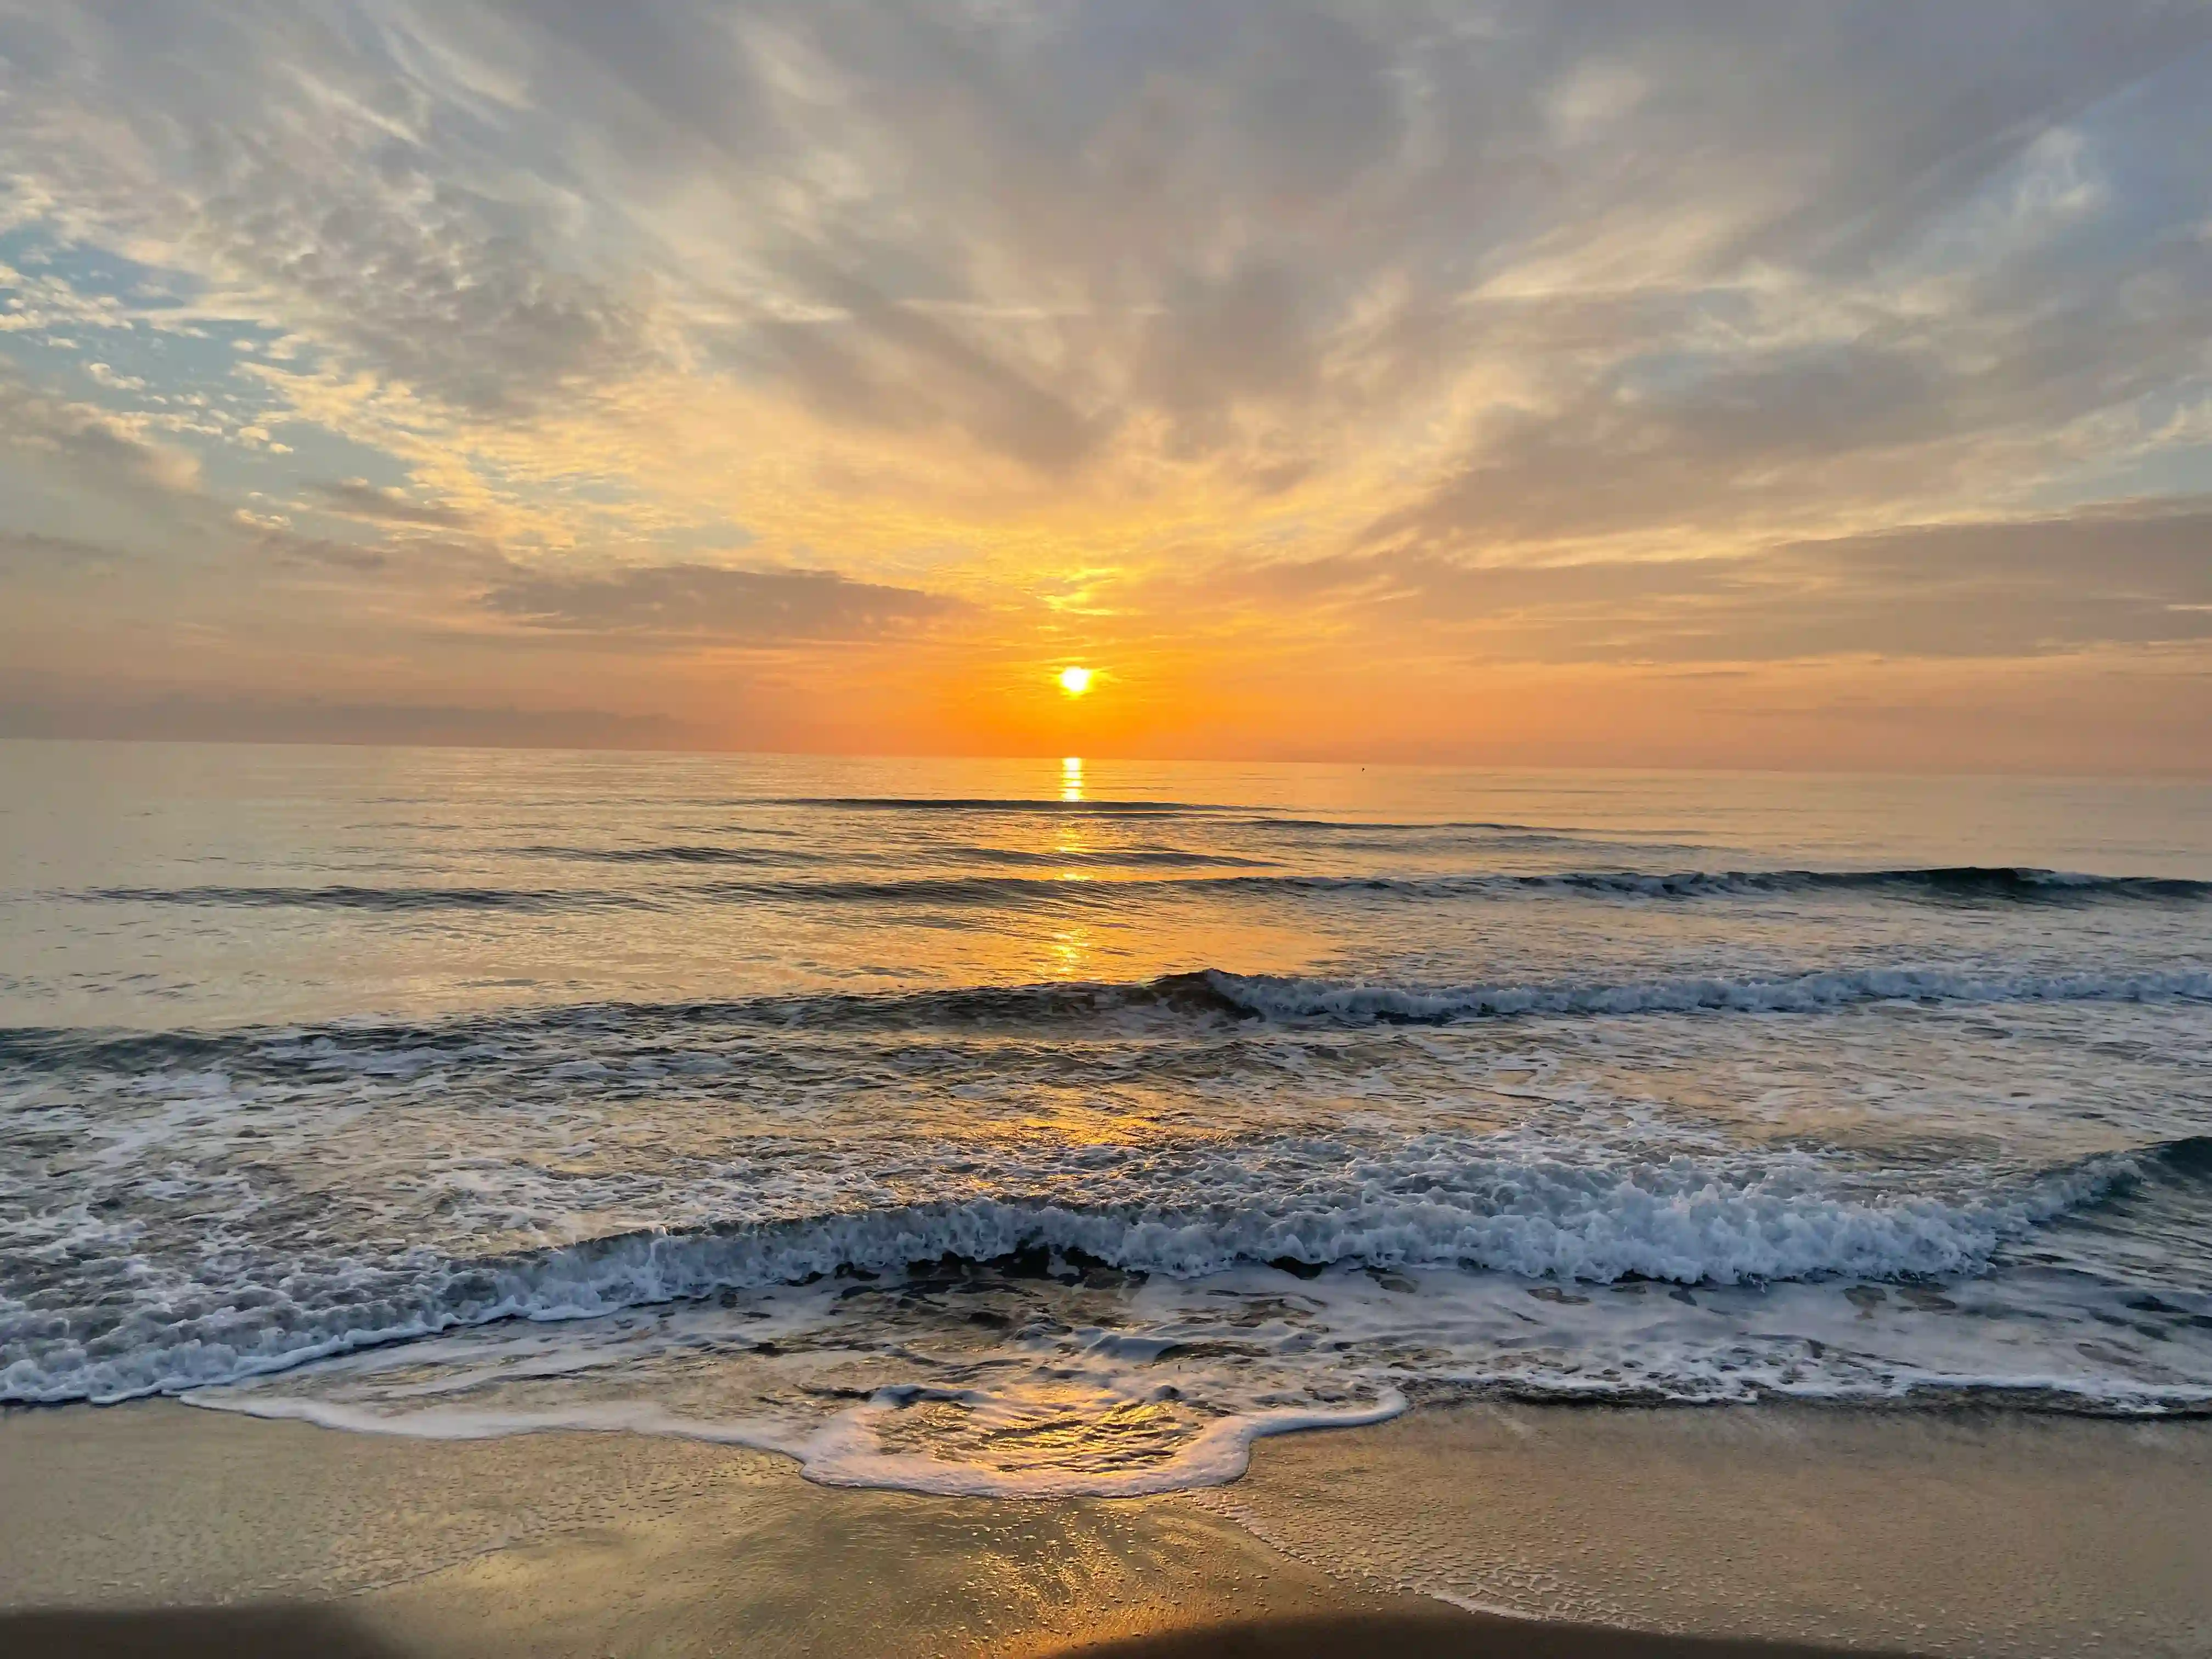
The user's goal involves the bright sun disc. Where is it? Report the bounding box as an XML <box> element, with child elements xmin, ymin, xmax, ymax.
<box><xmin>1057</xmin><ymin>665</ymin><xmax>1095</xmax><ymax>696</ymax></box>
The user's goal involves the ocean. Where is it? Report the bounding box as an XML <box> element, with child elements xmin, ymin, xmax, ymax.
<box><xmin>3</xmin><ymin>741</ymin><xmax>2209</xmax><ymax>1496</ymax></box>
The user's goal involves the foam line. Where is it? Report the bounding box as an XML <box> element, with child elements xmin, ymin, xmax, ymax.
<box><xmin>183</xmin><ymin>1386</ymin><xmax>1412</xmax><ymax>1499</ymax></box>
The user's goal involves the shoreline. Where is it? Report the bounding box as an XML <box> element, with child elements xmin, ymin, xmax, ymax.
<box><xmin>7</xmin><ymin>1398</ymin><xmax>2210</xmax><ymax>1656</ymax></box>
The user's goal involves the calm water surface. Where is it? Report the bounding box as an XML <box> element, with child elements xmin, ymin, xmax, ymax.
<box><xmin>4</xmin><ymin>742</ymin><xmax>2210</xmax><ymax>1494</ymax></box>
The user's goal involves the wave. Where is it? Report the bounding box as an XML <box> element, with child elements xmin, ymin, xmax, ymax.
<box><xmin>69</xmin><ymin>864</ymin><xmax>2199</xmax><ymax>915</ymax></box>
<box><xmin>757</xmin><ymin>797</ymin><xmax>1575</xmax><ymax>836</ymax></box>
<box><xmin>72</xmin><ymin>884</ymin><xmax>651</xmax><ymax>913</ymax></box>
<box><xmin>511</xmin><ymin>844</ymin><xmax>805</xmax><ymax>867</ymax></box>
<box><xmin>945</xmin><ymin>846</ymin><xmax>1286</xmax><ymax>870</ymax></box>
<box><xmin>8</xmin><ymin>960</ymin><xmax>2210</xmax><ymax>1076</ymax></box>
<box><xmin>768</xmin><ymin>795</ymin><xmax>1216</xmax><ymax>815</ymax></box>
<box><xmin>1194</xmin><ymin>865</ymin><xmax>2209</xmax><ymax>903</ymax></box>
<box><xmin>553</xmin><ymin>864</ymin><xmax>2212</xmax><ymax>908</ymax></box>
<box><xmin>1177</xmin><ymin>964</ymin><xmax>2212</xmax><ymax>1024</ymax></box>
<box><xmin>512</xmin><ymin>843</ymin><xmax>1282</xmax><ymax>871</ymax></box>
<box><xmin>1491</xmin><ymin>866</ymin><xmax>2210</xmax><ymax>901</ymax></box>
<box><xmin>9</xmin><ymin>1139</ymin><xmax>2191</xmax><ymax>1406</ymax></box>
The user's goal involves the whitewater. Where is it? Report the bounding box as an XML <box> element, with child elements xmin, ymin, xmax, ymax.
<box><xmin>4</xmin><ymin>747</ymin><xmax>2210</xmax><ymax>1495</ymax></box>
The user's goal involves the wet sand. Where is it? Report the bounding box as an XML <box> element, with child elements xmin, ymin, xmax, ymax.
<box><xmin>3</xmin><ymin>1401</ymin><xmax>2208</xmax><ymax>1656</ymax></box>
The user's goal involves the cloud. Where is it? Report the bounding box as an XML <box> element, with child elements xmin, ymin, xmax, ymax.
<box><xmin>0</xmin><ymin>528</ymin><xmax>120</xmax><ymax>568</ymax></box>
<box><xmin>251</xmin><ymin>530</ymin><xmax>391</xmax><ymax>573</ymax></box>
<box><xmin>0</xmin><ymin>5</ymin><xmax>657</xmax><ymax>416</ymax></box>
<box><xmin>1758</xmin><ymin>502</ymin><xmax>2212</xmax><ymax>658</ymax></box>
<box><xmin>1239</xmin><ymin>500</ymin><xmax>2212</xmax><ymax>663</ymax></box>
<box><xmin>309</xmin><ymin>479</ymin><xmax>476</xmax><ymax>529</ymax></box>
<box><xmin>8</xmin><ymin>1</ymin><xmax>2208</xmax><ymax>502</ymax></box>
<box><xmin>748</xmin><ymin>263</ymin><xmax>1104</xmax><ymax>475</ymax></box>
<box><xmin>479</xmin><ymin>561</ymin><xmax>967</xmax><ymax>641</ymax></box>
<box><xmin>0</xmin><ymin>370</ymin><xmax>201</xmax><ymax>496</ymax></box>
<box><xmin>0</xmin><ymin>686</ymin><xmax>693</xmax><ymax>749</ymax></box>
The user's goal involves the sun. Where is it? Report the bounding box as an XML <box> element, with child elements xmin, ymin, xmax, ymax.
<box><xmin>1057</xmin><ymin>665</ymin><xmax>1096</xmax><ymax>696</ymax></box>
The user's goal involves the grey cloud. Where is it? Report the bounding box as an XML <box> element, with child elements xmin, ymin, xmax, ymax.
<box><xmin>0</xmin><ymin>528</ymin><xmax>121</xmax><ymax>568</ymax></box>
<box><xmin>1136</xmin><ymin>262</ymin><xmax>1318</xmax><ymax>454</ymax></box>
<box><xmin>1696</xmin><ymin>5</ymin><xmax>2212</xmax><ymax>275</ymax></box>
<box><xmin>499</xmin><ymin>0</ymin><xmax>776</xmax><ymax>167</ymax></box>
<box><xmin>714</xmin><ymin>2</ymin><xmax>1431</xmax><ymax>471</ymax></box>
<box><xmin>1373</xmin><ymin>268</ymin><xmax>2210</xmax><ymax>552</ymax></box>
<box><xmin>0</xmin><ymin>686</ymin><xmax>693</xmax><ymax>749</ymax></box>
<box><xmin>241</xmin><ymin>523</ymin><xmax>517</xmax><ymax>586</ymax></box>
<box><xmin>1796</xmin><ymin>503</ymin><xmax>2212</xmax><ymax>589</ymax></box>
<box><xmin>1369</xmin><ymin>342</ymin><xmax>1955</xmax><ymax>548</ymax></box>
<box><xmin>310</xmin><ymin>480</ymin><xmax>476</xmax><ymax>529</ymax></box>
<box><xmin>481</xmin><ymin>562</ymin><xmax>966</xmax><ymax>641</ymax></box>
<box><xmin>0</xmin><ymin>371</ymin><xmax>200</xmax><ymax>497</ymax></box>
<box><xmin>713</xmin><ymin>0</ymin><xmax>2212</xmax><ymax>490</ymax></box>
<box><xmin>752</xmin><ymin>264</ymin><xmax>1102</xmax><ymax>473</ymax></box>
<box><xmin>1244</xmin><ymin>501</ymin><xmax>2212</xmax><ymax>663</ymax></box>
<box><xmin>1758</xmin><ymin>505</ymin><xmax>2212</xmax><ymax>658</ymax></box>
<box><xmin>1244</xmin><ymin>549</ymin><xmax>1741</xmax><ymax>614</ymax></box>
<box><xmin>255</xmin><ymin>531</ymin><xmax>390</xmax><ymax>573</ymax></box>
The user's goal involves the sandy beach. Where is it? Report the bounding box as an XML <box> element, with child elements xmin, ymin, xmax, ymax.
<box><xmin>5</xmin><ymin>1401</ymin><xmax>2208</xmax><ymax>1657</ymax></box>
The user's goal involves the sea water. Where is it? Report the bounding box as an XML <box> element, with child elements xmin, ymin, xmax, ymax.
<box><xmin>3</xmin><ymin>742</ymin><xmax>2209</xmax><ymax>1494</ymax></box>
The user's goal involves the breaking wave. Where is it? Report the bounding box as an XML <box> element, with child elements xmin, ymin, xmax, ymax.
<box><xmin>6</xmin><ymin>1136</ymin><xmax>2191</xmax><ymax>1406</ymax></box>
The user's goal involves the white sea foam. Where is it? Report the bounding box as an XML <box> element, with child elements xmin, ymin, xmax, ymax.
<box><xmin>0</xmin><ymin>1142</ymin><xmax>2146</xmax><ymax>1405</ymax></box>
<box><xmin>188</xmin><ymin>1384</ymin><xmax>1411</xmax><ymax>1499</ymax></box>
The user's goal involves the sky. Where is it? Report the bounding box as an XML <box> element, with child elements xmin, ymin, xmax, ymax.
<box><xmin>2</xmin><ymin>1</ymin><xmax>2210</xmax><ymax>774</ymax></box>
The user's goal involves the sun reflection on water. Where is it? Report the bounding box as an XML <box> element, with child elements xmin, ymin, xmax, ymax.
<box><xmin>1049</xmin><ymin>919</ymin><xmax>1092</xmax><ymax>978</ymax></box>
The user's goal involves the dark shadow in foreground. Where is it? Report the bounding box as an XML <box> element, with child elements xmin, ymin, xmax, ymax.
<box><xmin>1</xmin><ymin>1605</ymin><xmax>1929</xmax><ymax>1658</ymax></box>
<box><xmin>0</xmin><ymin>1606</ymin><xmax>407</xmax><ymax>1659</ymax></box>
<box><xmin>1052</xmin><ymin>1611</ymin><xmax>1922</xmax><ymax>1659</ymax></box>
